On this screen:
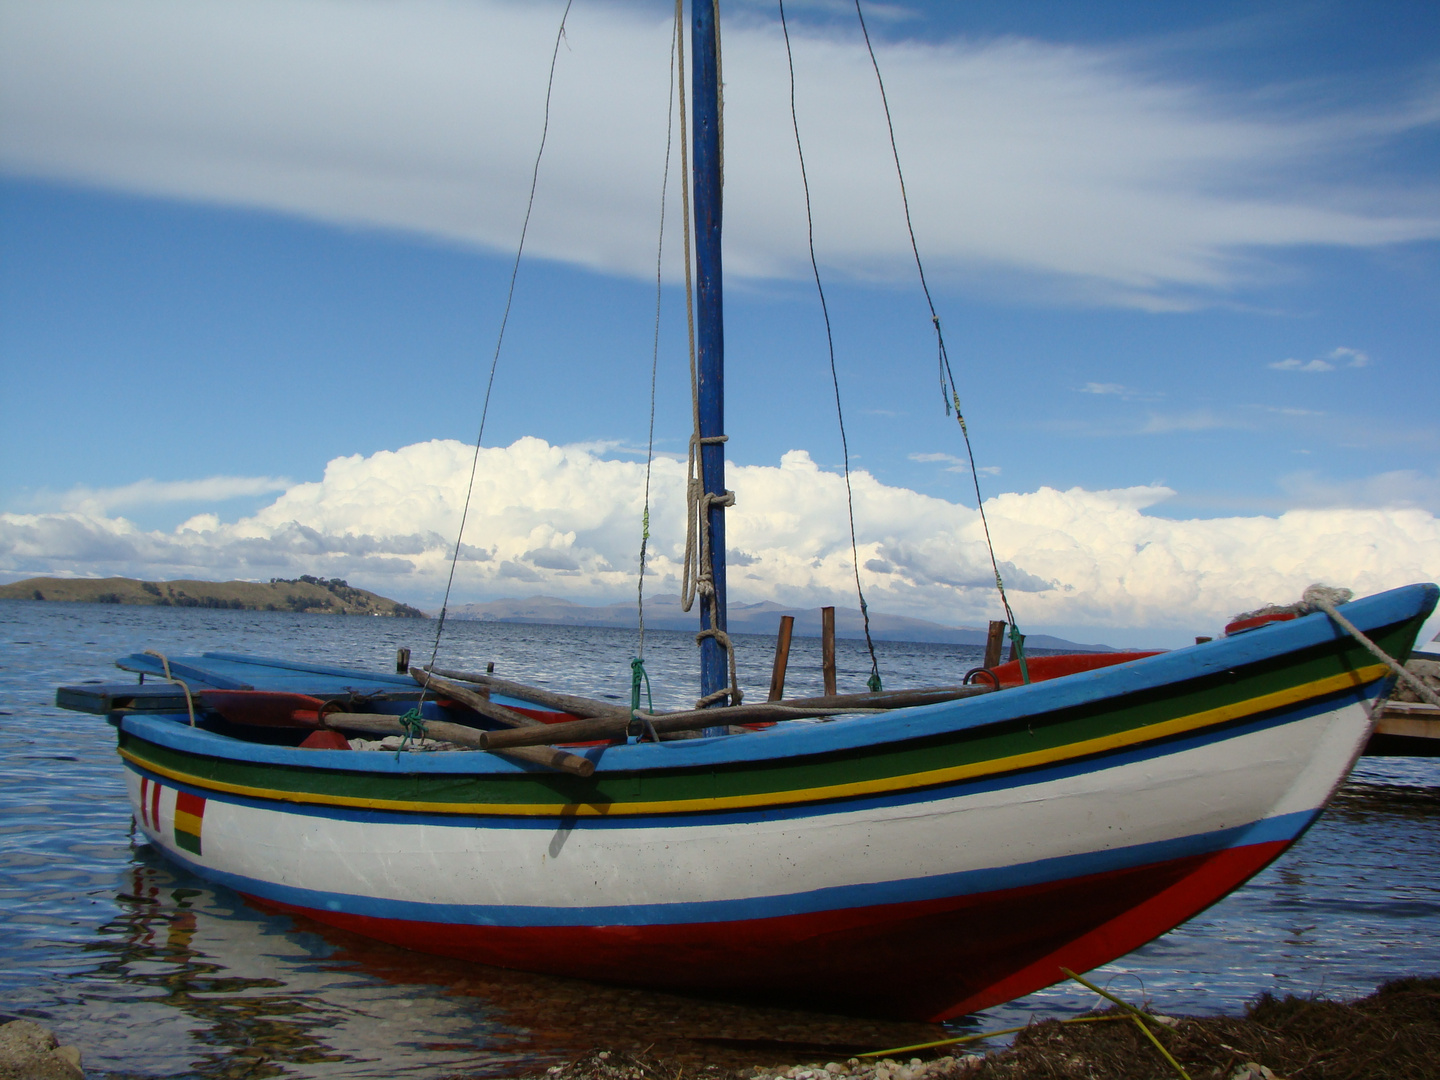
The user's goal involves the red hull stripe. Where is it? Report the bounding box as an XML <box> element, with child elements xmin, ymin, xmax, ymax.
<box><xmin>250</xmin><ymin>838</ymin><xmax>1288</xmax><ymax>1022</ymax></box>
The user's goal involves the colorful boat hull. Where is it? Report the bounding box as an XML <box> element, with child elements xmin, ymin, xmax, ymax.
<box><xmin>106</xmin><ymin>584</ymin><xmax>1435</xmax><ymax>1020</ymax></box>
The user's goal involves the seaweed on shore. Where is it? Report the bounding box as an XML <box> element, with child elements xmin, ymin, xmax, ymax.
<box><xmin>499</xmin><ymin>977</ymin><xmax>1440</xmax><ymax>1080</ymax></box>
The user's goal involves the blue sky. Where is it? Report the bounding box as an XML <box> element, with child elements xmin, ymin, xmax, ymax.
<box><xmin>1</xmin><ymin>0</ymin><xmax>1437</xmax><ymax>645</ymax></box>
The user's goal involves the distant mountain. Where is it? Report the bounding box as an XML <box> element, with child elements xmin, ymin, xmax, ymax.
<box><xmin>0</xmin><ymin>575</ymin><xmax>427</xmax><ymax>617</ymax></box>
<box><xmin>443</xmin><ymin>594</ymin><xmax>1114</xmax><ymax>652</ymax></box>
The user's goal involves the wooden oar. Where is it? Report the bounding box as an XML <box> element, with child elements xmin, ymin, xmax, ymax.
<box><xmin>407</xmin><ymin>669</ymin><xmax>549</xmax><ymax>729</ymax></box>
<box><xmin>476</xmin><ymin>685</ymin><xmax>994</xmax><ymax>751</ymax></box>
<box><xmin>321</xmin><ymin>711</ymin><xmax>594</xmax><ymax>777</ymax></box>
<box><xmin>417</xmin><ymin>665</ymin><xmax>629</xmax><ymax>719</ymax></box>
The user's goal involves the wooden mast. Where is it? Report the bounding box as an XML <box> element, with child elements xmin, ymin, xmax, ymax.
<box><xmin>692</xmin><ymin>0</ymin><xmax>729</xmax><ymax>710</ymax></box>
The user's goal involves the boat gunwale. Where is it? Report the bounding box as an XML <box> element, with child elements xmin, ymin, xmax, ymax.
<box><xmin>111</xmin><ymin>583</ymin><xmax>1433</xmax><ymax>782</ymax></box>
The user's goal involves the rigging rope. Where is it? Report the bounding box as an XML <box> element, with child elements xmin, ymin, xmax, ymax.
<box><xmin>852</xmin><ymin>0</ymin><xmax>1028</xmax><ymax>683</ymax></box>
<box><xmin>421</xmin><ymin>0</ymin><xmax>575</xmax><ymax>692</ymax></box>
<box><xmin>778</xmin><ymin>0</ymin><xmax>882</xmax><ymax>693</ymax></box>
<box><xmin>638</xmin><ymin>6</ymin><xmax>682</xmax><ymax>664</ymax></box>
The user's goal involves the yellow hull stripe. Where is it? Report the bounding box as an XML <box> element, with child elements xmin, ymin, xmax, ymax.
<box><xmin>174</xmin><ymin>809</ymin><xmax>204</xmax><ymax>836</ymax></box>
<box><xmin>121</xmin><ymin>664</ymin><xmax>1383</xmax><ymax>819</ymax></box>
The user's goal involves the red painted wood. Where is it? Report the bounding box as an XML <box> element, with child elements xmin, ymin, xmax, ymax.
<box><xmin>199</xmin><ymin>690</ymin><xmax>326</xmax><ymax>728</ymax></box>
<box><xmin>1225</xmin><ymin>612</ymin><xmax>1298</xmax><ymax>636</ymax></box>
<box><xmin>987</xmin><ymin>651</ymin><xmax>1164</xmax><ymax>689</ymax></box>
<box><xmin>251</xmin><ymin>838</ymin><xmax>1287</xmax><ymax>1021</ymax></box>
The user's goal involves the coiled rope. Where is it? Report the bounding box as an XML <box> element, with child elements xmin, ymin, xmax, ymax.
<box><xmin>852</xmin><ymin>0</ymin><xmax>1029</xmax><ymax>682</ymax></box>
<box><xmin>778</xmin><ymin>0</ymin><xmax>883</xmax><ymax>693</ymax></box>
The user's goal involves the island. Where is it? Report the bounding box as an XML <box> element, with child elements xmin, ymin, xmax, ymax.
<box><xmin>0</xmin><ymin>575</ymin><xmax>427</xmax><ymax>617</ymax></box>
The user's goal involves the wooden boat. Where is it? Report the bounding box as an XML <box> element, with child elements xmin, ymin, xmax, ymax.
<box><xmin>57</xmin><ymin>2</ymin><xmax>1438</xmax><ymax>1021</ymax></box>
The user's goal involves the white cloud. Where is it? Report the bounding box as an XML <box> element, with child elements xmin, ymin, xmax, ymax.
<box><xmin>3</xmin><ymin>437</ymin><xmax>1436</xmax><ymax>639</ymax></box>
<box><xmin>2</xmin><ymin>1</ymin><xmax>1438</xmax><ymax>306</ymax></box>
<box><xmin>1269</xmin><ymin>346</ymin><xmax>1371</xmax><ymax>372</ymax></box>
<box><xmin>47</xmin><ymin>475</ymin><xmax>292</xmax><ymax>516</ymax></box>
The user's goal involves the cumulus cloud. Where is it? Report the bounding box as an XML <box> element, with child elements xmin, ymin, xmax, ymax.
<box><xmin>2</xmin><ymin>1</ymin><xmax>1438</xmax><ymax>306</ymax></box>
<box><xmin>3</xmin><ymin>437</ymin><xmax>1436</xmax><ymax>639</ymax></box>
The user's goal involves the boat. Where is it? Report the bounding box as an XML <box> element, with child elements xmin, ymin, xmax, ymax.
<box><xmin>57</xmin><ymin>1</ymin><xmax>1438</xmax><ymax>1022</ymax></box>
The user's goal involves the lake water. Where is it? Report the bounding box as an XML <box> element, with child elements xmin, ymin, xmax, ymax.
<box><xmin>3</xmin><ymin>599</ymin><xmax>1438</xmax><ymax>1078</ymax></box>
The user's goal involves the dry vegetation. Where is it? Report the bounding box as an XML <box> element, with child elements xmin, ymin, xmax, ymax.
<box><xmin>0</xmin><ymin>575</ymin><xmax>426</xmax><ymax>617</ymax></box>
<box><xmin>501</xmin><ymin>978</ymin><xmax>1440</xmax><ymax>1080</ymax></box>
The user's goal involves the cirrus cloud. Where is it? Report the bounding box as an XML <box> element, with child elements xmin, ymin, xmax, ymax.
<box><xmin>2</xmin><ymin>1</ymin><xmax>1438</xmax><ymax>307</ymax></box>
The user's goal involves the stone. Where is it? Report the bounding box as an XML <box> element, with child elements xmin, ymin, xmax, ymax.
<box><xmin>0</xmin><ymin>1020</ymin><xmax>84</xmax><ymax>1080</ymax></box>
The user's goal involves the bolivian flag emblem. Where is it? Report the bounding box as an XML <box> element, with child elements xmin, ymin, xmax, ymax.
<box><xmin>174</xmin><ymin>791</ymin><xmax>206</xmax><ymax>856</ymax></box>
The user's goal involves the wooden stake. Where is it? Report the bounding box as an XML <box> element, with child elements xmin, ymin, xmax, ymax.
<box><xmin>822</xmin><ymin>606</ymin><xmax>837</xmax><ymax>696</ymax></box>
<box><xmin>768</xmin><ymin>615</ymin><xmax>795</xmax><ymax>702</ymax></box>
<box><xmin>983</xmin><ymin>621</ymin><xmax>1006</xmax><ymax>669</ymax></box>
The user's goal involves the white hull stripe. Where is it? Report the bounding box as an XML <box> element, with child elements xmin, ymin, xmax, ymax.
<box><xmin>147</xmin><ymin>809</ymin><xmax>1313</xmax><ymax>928</ymax></box>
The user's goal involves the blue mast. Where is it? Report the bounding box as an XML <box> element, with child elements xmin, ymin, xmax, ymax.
<box><xmin>692</xmin><ymin>0</ymin><xmax>729</xmax><ymax>709</ymax></box>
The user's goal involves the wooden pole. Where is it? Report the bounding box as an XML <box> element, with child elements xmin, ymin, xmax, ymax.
<box><xmin>983</xmin><ymin>621</ymin><xmax>1006</xmax><ymax>669</ymax></box>
<box><xmin>822</xmin><ymin>606</ymin><xmax>837</xmax><ymax>696</ymax></box>
<box><xmin>768</xmin><ymin>615</ymin><xmax>795</xmax><ymax>702</ymax></box>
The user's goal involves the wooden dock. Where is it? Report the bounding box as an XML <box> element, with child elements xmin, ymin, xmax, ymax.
<box><xmin>1365</xmin><ymin>653</ymin><xmax>1440</xmax><ymax>757</ymax></box>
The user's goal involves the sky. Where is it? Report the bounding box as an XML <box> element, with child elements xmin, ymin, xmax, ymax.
<box><xmin>1</xmin><ymin>0</ymin><xmax>1438</xmax><ymax>647</ymax></box>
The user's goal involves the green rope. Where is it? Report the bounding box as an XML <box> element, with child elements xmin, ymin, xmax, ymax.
<box><xmin>395</xmin><ymin>707</ymin><xmax>427</xmax><ymax>760</ymax></box>
<box><xmin>1009</xmin><ymin>625</ymin><xmax>1031</xmax><ymax>685</ymax></box>
<box><xmin>629</xmin><ymin>657</ymin><xmax>658</xmax><ymax>741</ymax></box>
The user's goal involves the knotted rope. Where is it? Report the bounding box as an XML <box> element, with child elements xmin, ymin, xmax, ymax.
<box><xmin>394</xmin><ymin>707</ymin><xmax>428</xmax><ymax>760</ymax></box>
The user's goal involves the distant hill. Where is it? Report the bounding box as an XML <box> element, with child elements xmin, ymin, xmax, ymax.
<box><xmin>0</xmin><ymin>575</ymin><xmax>427</xmax><ymax>618</ymax></box>
<box><xmin>444</xmin><ymin>594</ymin><xmax>1113</xmax><ymax>652</ymax></box>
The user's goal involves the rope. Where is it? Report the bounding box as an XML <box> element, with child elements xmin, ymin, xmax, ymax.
<box><xmin>852</xmin><ymin>0</ymin><xmax>1028</xmax><ymax>683</ymax></box>
<box><xmin>422</xmin><ymin>0</ymin><xmax>575</xmax><ymax>687</ymax></box>
<box><xmin>638</xmin><ymin>6</ymin><xmax>682</xmax><ymax>662</ymax></box>
<box><xmin>1303</xmin><ymin>585</ymin><xmax>1440</xmax><ymax>708</ymax></box>
<box><xmin>694</xmin><ymin>627</ymin><xmax>741</xmax><ymax>708</ymax></box>
<box><xmin>778</xmin><ymin>0</ymin><xmax>881</xmax><ymax>693</ymax></box>
<box><xmin>629</xmin><ymin>657</ymin><xmax>659</xmax><ymax>741</ymax></box>
<box><xmin>394</xmin><ymin>707</ymin><xmax>428</xmax><ymax>760</ymax></box>
<box><xmin>142</xmin><ymin>650</ymin><xmax>195</xmax><ymax>727</ymax></box>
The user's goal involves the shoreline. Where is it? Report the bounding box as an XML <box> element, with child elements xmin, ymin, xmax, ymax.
<box><xmin>501</xmin><ymin>978</ymin><xmax>1440</xmax><ymax>1080</ymax></box>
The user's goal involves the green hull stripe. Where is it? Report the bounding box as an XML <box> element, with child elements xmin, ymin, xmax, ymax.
<box><xmin>119</xmin><ymin>630</ymin><xmax>1404</xmax><ymax>818</ymax></box>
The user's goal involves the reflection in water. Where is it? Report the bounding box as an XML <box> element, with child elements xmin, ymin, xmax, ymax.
<box><xmin>85</xmin><ymin>850</ymin><xmax>941</xmax><ymax>1078</ymax></box>
<box><xmin>3</xmin><ymin>601</ymin><xmax>1440</xmax><ymax>1078</ymax></box>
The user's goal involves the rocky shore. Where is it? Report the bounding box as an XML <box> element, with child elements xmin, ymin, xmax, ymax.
<box><xmin>509</xmin><ymin>977</ymin><xmax>1440</xmax><ymax>1080</ymax></box>
<box><xmin>0</xmin><ymin>1019</ymin><xmax>83</xmax><ymax>1080</ymax></box>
